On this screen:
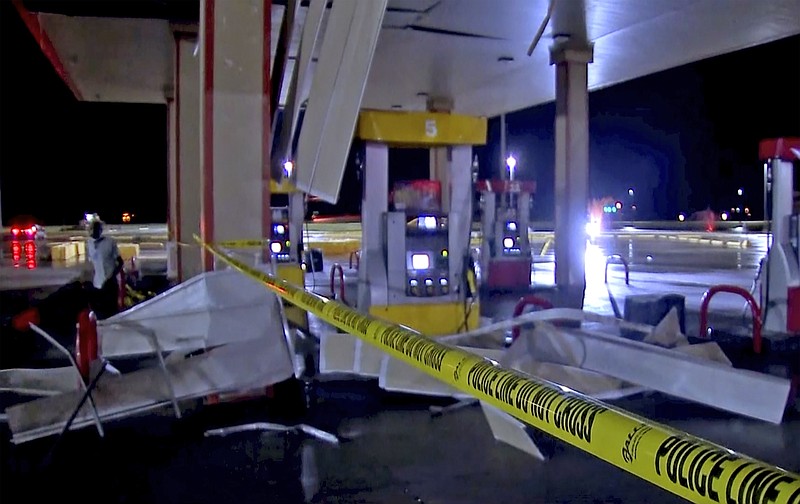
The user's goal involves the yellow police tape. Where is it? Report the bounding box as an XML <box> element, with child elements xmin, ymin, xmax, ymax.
<box><xmin>197</xmin><ymin>235</ymin><xmax>800</xmax><ymax>503</ymax></box>
<box><xmin>215</xmin><ymin>239</ymin><xmax>268</xmax><ymax>248</ymax></box>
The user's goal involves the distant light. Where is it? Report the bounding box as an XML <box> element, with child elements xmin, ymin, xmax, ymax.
<box><xmin>736</xmin><ymin>207</ymin><xmax>741</xmax><ymax>213</ymax></box>
<box><xmin>441</xmin><ymin>249</ymin><xmax>448</xmax><ymax>258</ymax></box>
<box><xmin>744</xmin><ymin>207</ymin><xmax>750</xmax><ymax>215</ymax></box>
<box><xmin>425</xmin><ymin>278</ymin><xmax>434</xmax><ymax>287</ymax></box>
<box><xmin>420</xmin><ymin>216</ymin><xmax>437</xmax><ymax>229</ymax></box>
<box><xmin>678</xmin><ymin>214</ymin><xmax>685</xmax><ymax>222</ymax></box>
<box><xmin>721</xmin><ymin>212</ymin><xmax>729</xmax><ymax>221</ymax></box>
<box><xmin>507</xmin><ymin>221</ymin><xmax>517</xmax><ymax>232</ymax></box>
<box><xmin>439</xmin><ymin>278</ymin><xmax>448</xmax><ymax>286</ymax></box>
<box><xmin>628</xmin><ymin>188</ymin><xmax>634</xmax><ymax>197</ymax></box>
<box><xmin>586</xmin><ymin>221</ymin><xmax>600</xmax><ymax>238</ymax></box>
<box><xmin>270</xmin><ymin>242</ymin><xmax>282</xmax><ymax>253</ymax></box>
<box><xmin>631</xmin><ymin>205</ymin><xmax>637</xmax><ymax>210</ymax></box>
<box><xmin>503</xmin><ymin>237</ymin><xmax>515</xmax><ymax>248</ymax></box>
<box><xmin>646</xmin><ymin>255</ymin><xmax>654</xmax><ymax>262</ymax></box>
<box><xmin>615</xmin><ymin>201</ymin><xmax>623</xmax><ymax>210</ymax></box>
<box><xmin>737</xmin><ymin>188</ymin><xmax>743</xmax><ymax>196</ymax></box>
<box><xmin>283</xmin><ymin>160</ymin><xmax>294</xmax><ymax>178</ymax></box>
<box><xmin>506</xmin><ymin>155</ymin><xmax>517</xmax><ymax>170</ymax></box>
<box><xmin>275</xmin><ymin>224</ymin><xmax>285</xmax><ymax>234</ymax></box>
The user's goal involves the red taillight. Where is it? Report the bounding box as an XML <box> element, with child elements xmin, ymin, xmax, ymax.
<box><xmin>11</xmin><ymin>228</ymin><xmax>19</xmax><ymax>236</ymax></box>
<box><xmin>26</xmin><ymin>227</ymin><xmax>35</xmax><ymax>236</ymax></box>
<box><xmin>11</xmin><ymin>241</ymin><xmax>21</xmax><ymax>262</ymax></box>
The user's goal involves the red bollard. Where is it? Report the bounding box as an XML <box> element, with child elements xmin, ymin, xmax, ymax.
<box><xmin>699</xmin><ymin>284</ymin><xmax>762</xmax><ymax>354</ymax></box>
<box><xmin>329</xmin><ymin>263</ymin><xmax>347</xmax><ymax>305</ymax></box>
<box><xmin>75</xmin><ymin>309</ymin><xmax>99</xmax><ymax>382</ymax></box>
<box><xmin>511</xmin><ymin>295</ymin><xmax>554</xmax><ymax>342</ymax></box>
<box><xmin>118</xmin><ymin>269</ymin><xmax>126</xmax><ymax>310</ymax></box>
<box><xmin>349</xmin><ymin>250</ymin><xmax>360</xmax><ymax>270</ymax></box>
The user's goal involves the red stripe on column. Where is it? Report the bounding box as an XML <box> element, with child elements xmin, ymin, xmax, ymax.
<box><xmin>201</xmin><ymin>0</ymin><xmax>215</xmax><ymax>272</ymax></box>
<box><xmin>12</xmin><ymin>0</ymin><xmax>83</xmax><ymax>101</ymax></box>
<box><xmin>174</xmin><ymin>35</ymin><xmax>184</xmax><ymax>281</ymax></box>
<box><xmin>262</xmin><ymin>0</ymin><xmax>273</xmax><ymax>260</ymax></box>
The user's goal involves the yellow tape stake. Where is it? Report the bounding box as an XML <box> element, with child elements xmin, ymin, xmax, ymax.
<box><xmin>196</xmin><ymin>235</ymin><xmax>800</xmax><ymax>504</ymax></box>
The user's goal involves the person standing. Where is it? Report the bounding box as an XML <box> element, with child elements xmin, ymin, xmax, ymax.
<box><xmin>86</xmin><ymin>220</ymin><xmax>124</xmax><ymax>319</ymax></box>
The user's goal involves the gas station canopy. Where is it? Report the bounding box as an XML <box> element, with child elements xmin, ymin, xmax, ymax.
<box><xmin>17</xmin><ymin>0</ymin><xmax>800</xmax><ymax>115</ymax></box>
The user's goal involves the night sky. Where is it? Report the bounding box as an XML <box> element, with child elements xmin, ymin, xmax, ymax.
<box><xmin>1</xmin><ymin>1</ymin><xmax>798</xmax><ymax>225</ymax></box>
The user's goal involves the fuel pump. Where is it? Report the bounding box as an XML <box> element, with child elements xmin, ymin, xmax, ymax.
<box><xmin>269</xmin><ymin>207</ymin><xmax>292</xmax><ymax>263</ymax></box>
<box><xmin>477</xmin><ymin>179</ymin><xmax>536</xmax><ymax>290</ymax></box>
<box><xmin>270</xmin><ymin>177</ymin><xmax>308</xmax><ymax>330</ymax></box>
<box><xmin>758</xmin><ymin>137</ymin><xmax>800</xmax><ymax>334</ymax></box>
<box><xmin>356</xmin><ymin>110</ymin><xmax>487</xmax><ymax>335</ymax></box>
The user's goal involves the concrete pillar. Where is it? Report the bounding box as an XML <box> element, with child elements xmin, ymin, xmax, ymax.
<box><xmin>551</xmin><ymin>40</ymin><xmax>593</xmax><ymax>306</ymax></box>
<box><xmin>172</xmin><ymin>35</ymin><xmax>203</xmax><ymax>281</ymax></box>
<box><xmin>358</xmin><ymin>142</ymin><xmax>389</xmax><ymax>309</ymax></box>
<box><xmin>427</xmin><ymin>96</ymin><xmax>453</xmax><ymax>210</ymax></box>
<box><xmin>199</xmin><ymin>0</ymin><xmax>271</xmax><ymax>270</ymax></box>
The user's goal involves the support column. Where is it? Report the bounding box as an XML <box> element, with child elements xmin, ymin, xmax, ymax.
<box><xmin>427</xmin><ymin>96</ymin><xmax>453</xmax><ymax>209</ymax></box>
<box><xmin>551</xmin><ymin>41</ymin><xmax>593</xmax><ymax>306</ymax></box>
<box><xmin>448</xmin><ymin>145</ymin><xmax>473</xmax><ymax>296</ymax></box>
<box><xmin>171</xmin><ymin>35</ymin><xmax>203</xmax><ymax>281</ymax></box>
<box><xmin>358</xmin><ymin>142</ymin><xmax>389</xmax><ymax>309</ymax></box>
<box><xmin>200</xmin><ymin>0</ymin><xmax>271</xmax><ymax>270</ymax></box>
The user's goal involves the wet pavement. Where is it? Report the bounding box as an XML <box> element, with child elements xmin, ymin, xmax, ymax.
<box><xmin>3</xmin><ymin>380</ymin><xmax>800</xmax><ymax>504</ymax></box>
<box><xmin>3</xmin><ymin>230</ymin><xmax>799</xmax><ymax>503</ymax></box>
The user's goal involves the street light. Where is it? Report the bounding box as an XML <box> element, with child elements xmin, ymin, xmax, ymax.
<box><xmin>506</xmin><ymin>155</ymin><xmax>517</xmax><ymax>180</ymax></box>
<box><xmin>283</xmin><ymin>160</ymin><xmax>294</xmax><ymax>178</ymax></box>
<box><xmin>737</xmin><ymin>188</ymin><xmax>743</xmax><ymax>197</ymax></box>
<box><xmin>628</xmin><ymin>188</ymin><xmax>634</xmax><ymax>197</ymax></box>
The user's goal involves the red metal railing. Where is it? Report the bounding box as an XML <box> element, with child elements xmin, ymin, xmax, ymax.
<box><xmin>75</xmin><ymin>309</ymin><xmax>99</xmax><ymax>382</ymax></box>
<box><xmin>329</xmin><ymin>263</ymin><xmax>347</xmax><ymax>305</ymax></box>
<box><xmin>699</xmin><ymin>284</ymin><xmax>762</xmax><ymax>354</ymax></box>
<box><xmin>605</xmin><ymin>254</ymin><xmax>630</xmax><ymax>285</ymax></box>
<box><xmin>511</xmin><ymin>295</ymin><xmax>554</xmax><ymax>342</ymax></box>
<box><xmin>118</xmin><ymin>269</ymin><xmax>126</xmax><ymax>311</ymax></box>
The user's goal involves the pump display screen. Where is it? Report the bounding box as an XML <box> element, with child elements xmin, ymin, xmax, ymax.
<box><xmin>410</xmin><ymin>253</ymin><xmax>430</xmax><ymax>270</ymax></box>
<box><xmin>406</xmin><ymin>248</ymin><xmax>449</xmax><ymax>296</ymax></box>
<box><xmin>270</xmin><ymin>221</ymin><xmax>291</xmax><ymax>262</ymax></box>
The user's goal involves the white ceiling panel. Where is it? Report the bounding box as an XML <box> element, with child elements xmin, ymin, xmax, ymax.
<box><xmin>35</xmin><ymin>0</ymin><xmax>800</xmax><ymax>114</ymax></box>
<box><xmin>360</xmin><ymin>0</ymin><xmax>800</xmax><ymax>116</ymax></box>
<box><xmin>39</xmin><ymin>13</ymin><xmax>173</xmax><ymax>103</ymax></box>
<box><xmin>410</xmin><ymin>0</ymin><xmax>549</xmax><ymax>41</ymax></box>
